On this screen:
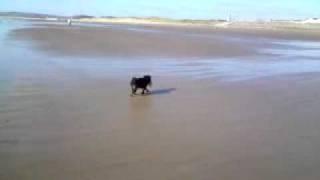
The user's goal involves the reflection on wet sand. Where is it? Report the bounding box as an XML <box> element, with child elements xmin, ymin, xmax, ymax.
<box><xmin>129</xmin><ymin>94</ymin><xmax>153</xmax><ymax>120</ymax></box>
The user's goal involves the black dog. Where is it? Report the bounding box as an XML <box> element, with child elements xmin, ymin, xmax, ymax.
<box><xmin>130</xmin><ymin>75</ymin><xmax>152</xmax><ymax>95</ymax></box>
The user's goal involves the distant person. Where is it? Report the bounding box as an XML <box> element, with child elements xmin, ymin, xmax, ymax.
<box><xmin>67</xmin><ymin>18</ymin><xmax>72</xmax><ymax>26</ymax></box>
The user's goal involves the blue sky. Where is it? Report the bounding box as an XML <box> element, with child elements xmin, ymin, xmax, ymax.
<box><xmin>1</xmin><ymin>0</ymin><xmax>319</xmax><ymax>20</ymax></box>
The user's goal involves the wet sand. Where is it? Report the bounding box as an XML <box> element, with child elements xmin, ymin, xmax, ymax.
<box><xmin>2</xmin><ymin>21</ymin><xmax>320</xmax><ymax>180</ymax></box>
<box><xmin>10</xmin><ymin>24</ymin><xmax>255</xmax><ymax>59</ymax></box>
<box><xmin>10</xmin><ymin>23</ymin><xmax>320</xmax><ymax>59</ymax></box>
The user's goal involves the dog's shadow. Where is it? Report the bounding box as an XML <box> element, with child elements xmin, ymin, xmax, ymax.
<box><xmin>149</xmin><ymin>88</ymin><xmax>176</xmax><ymax>96</ymax></box>
<box><xmin>131</xmin><ymin>88</ymin><xmax>176</xmax><ymax>97</ymax></box>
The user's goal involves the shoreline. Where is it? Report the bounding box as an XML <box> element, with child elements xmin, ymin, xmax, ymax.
<box><xmin>2</xmin><ymin>16</ymin><xmax>320</xmax><ymax>31</ymax></box>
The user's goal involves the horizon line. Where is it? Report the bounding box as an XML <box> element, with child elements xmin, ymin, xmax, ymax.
<box><xmin>0</xmin><ymin>10</ymin><xmax>318</xmax><ymax>21</ymax></box>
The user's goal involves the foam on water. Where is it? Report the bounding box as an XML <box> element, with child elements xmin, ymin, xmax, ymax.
<box><xmin>273</xmin><ymin>40</ymin><xmax>320</xmax><ymax>49</ymax></box>
<box><xmin>260</xmin><ymin>40</ymin><xmax>320</xmax><ymax>59</ymax></box>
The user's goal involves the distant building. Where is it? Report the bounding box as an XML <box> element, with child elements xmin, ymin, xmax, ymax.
<box><xmin>302</xmin><ymin>18</ymin><xmax>320</xmax><ymax>24</ymax></box>
<box><xmin>45</xmin><ymin>17</ymin><xmax>58</xmax><ymax>21</ymax></box>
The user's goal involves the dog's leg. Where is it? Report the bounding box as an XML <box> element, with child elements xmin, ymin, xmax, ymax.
<box><xmin>131</xmin><ymin>87</ymin><xmax>137</xmax><ymax>96</ymax></box>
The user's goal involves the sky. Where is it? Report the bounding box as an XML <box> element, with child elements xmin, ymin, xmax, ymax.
<box><xmin>1</xmin><ymin>0</ymin><xmax>319</xmax><ymax>20</ymax></box>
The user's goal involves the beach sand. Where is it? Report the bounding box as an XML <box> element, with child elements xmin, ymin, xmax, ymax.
<box><xmin>1</xmin><ymin>22</ymin><xmax>320</xmax><ymax>180</ymax></box>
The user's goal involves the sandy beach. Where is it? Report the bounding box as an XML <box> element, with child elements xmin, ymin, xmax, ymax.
<box><xmin>1</xmin><ymin>21</ymin><xmax>320</xmax><ymax>180</ymax></box>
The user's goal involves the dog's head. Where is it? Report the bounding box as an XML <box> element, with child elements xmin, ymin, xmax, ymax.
<box><xmin>144</xmin><ymin>75</ymin><xmax>152</xmax><ymax>87</ymax></box>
